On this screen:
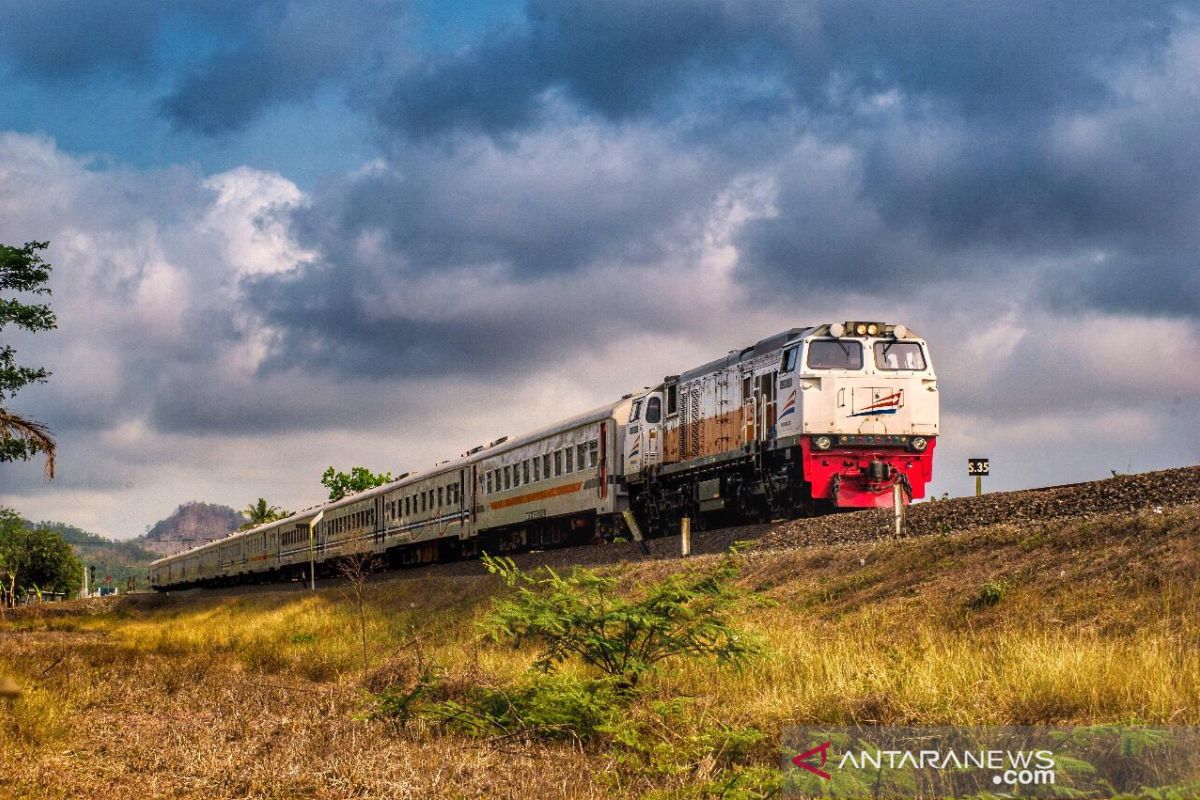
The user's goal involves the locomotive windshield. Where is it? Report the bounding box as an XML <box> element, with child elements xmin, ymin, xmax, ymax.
<box><xmin>874</xmin><ymin>341</ymin><xmax>926</xmax><ymax>370</ymax></box>
<box><xmin>806</xmin><ymin>339</ymin><xmax>863</xmax><ymax>369</ymax></box>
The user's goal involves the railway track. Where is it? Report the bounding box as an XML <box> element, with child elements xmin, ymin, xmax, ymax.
<box><xmin>145</xmin><ymin>465</ymin><xmax>1198</xmax><ymax>592</ymax></box>
<box><xmin>370</xmin><ymin>464</ymin><xmax>1200</xmax><ymax>581</ymax></box>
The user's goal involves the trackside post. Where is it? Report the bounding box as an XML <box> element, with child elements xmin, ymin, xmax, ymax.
<box><xmin>308</xmin><ymin>510</ymin><xmax>325</xmax><ymax>590</ymax></box>
<box><xmin>621</xmin><ymin>509</ymin><xmax>651</xmax><ymax>556</ymax></box>
<box><xmin>892</xmin><ymin>484</ymin><xmax>904</xmax><ymax>538</ymax></box>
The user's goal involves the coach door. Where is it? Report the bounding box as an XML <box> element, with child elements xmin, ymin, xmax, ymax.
<box><xmin>458</xmin><ymin>468</ymin><xmax>470</xmax><ymax>534</ymax></box>
<box><xmin>373</xmin><ymin>495</ymin><xmax>385</xmax><ymax>545</ymax></box>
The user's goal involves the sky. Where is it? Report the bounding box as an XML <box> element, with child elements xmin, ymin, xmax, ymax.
<box><xmin>1</xmin><ymin>0</ymin><xmax>1198</xmax><ymax>539</ymax></box>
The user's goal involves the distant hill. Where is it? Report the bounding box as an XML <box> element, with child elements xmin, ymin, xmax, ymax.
<box><xmin>34</xmin><ymin>520</ymin><xmax>160</xmax><ymax>591</ymax></box>
<box><xmin>136</xmin><ymin>502</ymin><xmax>246</xmax><ymax>556</ymax></box>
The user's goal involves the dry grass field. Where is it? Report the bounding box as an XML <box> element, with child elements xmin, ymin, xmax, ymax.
<box><xmin>2</xmin><ymin>503</ymin><xmax>1198</xmax><ymax>799</ymax></box>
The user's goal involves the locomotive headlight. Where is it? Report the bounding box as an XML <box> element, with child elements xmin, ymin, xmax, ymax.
<box><xmin>910</xmin><ymin>436</ymin><xmax>928</xmax><ymax>452</ymax></box>
<box><xmin>813</xmin><ymin>435</ymin><xmax>833</xmax><ymax>451</ymax></box>
<box><xmin>855</xmin><ymin>323</ymin><xmax>868</xmax><ymax>335</ymax></box>
<box><xmin>866</xmin><ymin>323</ymin><xmax>879</xmax><ymax>335</ymax></box>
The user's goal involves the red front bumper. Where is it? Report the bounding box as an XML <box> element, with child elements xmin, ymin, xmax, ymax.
<box><xmin>800</xmin><ymin>437</ymin><xmax>937</xmax><ymax>508</ymax></box>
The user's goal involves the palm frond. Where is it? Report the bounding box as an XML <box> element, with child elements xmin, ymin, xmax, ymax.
<box><xmin>0</xmin><ymin>408</ymin><xmax>56</xmax><ymax>479</ymax></box>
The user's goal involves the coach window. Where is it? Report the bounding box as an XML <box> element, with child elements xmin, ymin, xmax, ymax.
<box><xmin>544</xmin><ymin>453</ymin><xmax>552</xmax><ymax>478</ymax></box>
<box><xmin>522</xmin><ymin>460</ymin><xmax>529</xmax><ymax>484</ymax></box>
<box><xmin>437</xmin><ymin>487</ymin><xmax>443</xmax><ymax>508</ymax></box>
<box><xmin>503</xmin><ymin>466</ymin><xmax>511</xmax><ymax>490</ymax></box>
<box><xmin>589</xmin><ymin>440</ymin><xmax>599</xmax><ymax>468</ymax></box>
<box><xmin>565</xmin><ymin>446</ymin><xmax>574</xmax><ymax>473</ymax></box>
<box><xmin>533</xmin><ymin>457</ymin><xmax>541</xmax><ymax>482</ymax></box>
<box><xmin>554</xmin><ymin>450</ymin><xmax>562</xmax><ymax>476</ymax></box>
<box><xmin>807</xmin><ymin>339</ymin><xmax>863</xmax><ymax>370</ymax></box>
<box><xmin>576</xmin><ymin>443</ymin><xmax>587</xmax><ymax>469</ymax></box>
<box><xmin>486</xmin><ymin>473</ymin><xmax>493</xmax><ymax>494</ymax></box>
<box><xmin>428</xmin><ymin>489</ymin><xmax>434</xmax><ymax>509</ymax></box>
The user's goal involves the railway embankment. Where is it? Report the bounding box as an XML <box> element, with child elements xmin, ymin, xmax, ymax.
<box><xmin>2</xmin><ymin>466</ymin><xmax>1198</xmax><ymax>799</ymax></box>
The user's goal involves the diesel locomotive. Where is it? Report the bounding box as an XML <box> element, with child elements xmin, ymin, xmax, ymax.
<box><xmin>150</xmin><ymin>322</ymin><xmax>937</xmax><ymax>589</ymax></box>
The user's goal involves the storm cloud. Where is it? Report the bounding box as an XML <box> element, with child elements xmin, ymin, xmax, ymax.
<box><xmin>0</xmin><ymin>1</ymin><xmax>1198</xmax><ymax>537</ymax></box>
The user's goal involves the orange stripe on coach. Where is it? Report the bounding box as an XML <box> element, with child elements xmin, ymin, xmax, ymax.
<box><xmin>488</xmin><ymin>481</ymin><xmax>584</xmax><ymax>510</ymax></box>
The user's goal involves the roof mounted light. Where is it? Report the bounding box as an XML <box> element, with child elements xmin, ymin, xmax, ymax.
<box><xmin>893</xmin><ymin>324</ymin><xmax>908</xmax><ymax>338</ymax></box>
<box><xmin>844</xmin><ymin>320</ymin><xmax>887</xmax><ymax>337</ymax></box>
<box><xmin>830</xmin><ymin>322</ymin><xmax>846</xmax><ymax>337</ymax></box>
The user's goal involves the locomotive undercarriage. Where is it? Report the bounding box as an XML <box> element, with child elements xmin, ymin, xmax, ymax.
<box><xmin>627</xmin><ymin>444</ymin><xmax>819</xmax><ymax>538</ymax></box>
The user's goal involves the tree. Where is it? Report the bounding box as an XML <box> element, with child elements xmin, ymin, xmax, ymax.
<box><xmin>1</xmin><ymin>241</ymin><xmax>57</xmax><ymax>478</ymax></box>
<box><xmin>321</xmin><ymin>466</ymin><xmax>393</xmax><ymax>501</ymax></box>
<box><xmin>239</xmin><ymin>498</ymin><xmax>290</xmax><ymax>529</ymax></box>
<box><xmin>0</xmin><ymin>508</ymin><xmax>83</xmax><ymax>605</ymax></box>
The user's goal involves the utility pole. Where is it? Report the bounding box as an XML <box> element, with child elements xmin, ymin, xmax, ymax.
<box><xmin>81</xmin><ymin>562</ymin><xmax>89</xmax><ymax>598</ymax></box>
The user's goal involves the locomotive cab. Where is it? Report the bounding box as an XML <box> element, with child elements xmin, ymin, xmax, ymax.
<box><xmin>623</xmin><ymin>388</ymin><xmax>664</xmax><ymax>477</ymax></box>
<box><xmin>795</xmin><ymin>322</ymin><xmax>938</xmax><ymax>507</ymax></box>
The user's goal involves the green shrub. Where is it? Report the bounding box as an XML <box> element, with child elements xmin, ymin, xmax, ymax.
<box><xmin>968</xmin><ymin>580</ymin><xmax>1007</xmax><ymax>609</ymax></box>
<box><xmin>480</xmin><ymin>550</ymin><xmax>762</xmax><ymax>688</ymax></box>
<box><xmin>369</xmin><ymin>552</ymin><xmax>772</xmax><ymax>792</ymax></box>
<box><xmin>433</xmin><ymin>674</ymin><xmax>625</xmax><ymax>739</ymax></box>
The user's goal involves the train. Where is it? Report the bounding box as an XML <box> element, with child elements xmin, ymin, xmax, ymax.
<box><xmin>149</xmin><ymin>322</ymin><xmax>938</xmax><ymax>589</ymax></box>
